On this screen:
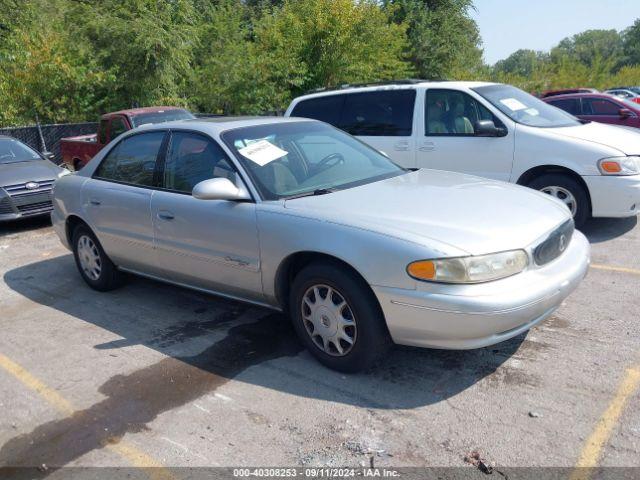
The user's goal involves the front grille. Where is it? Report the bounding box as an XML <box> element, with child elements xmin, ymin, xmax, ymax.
<box><xmin>0</xmin><ymin>197</ymin><xmax>13</xmax><ymax>214</ymax></box>
<box><xmin>1</xmin><ymin>179</ymin><xmax>55</xmax><ymax>217</ymax></box>
<box><xmin>533</xmin><ymin>219</ymin><xmax>574</xmax><ymax>266</ymax></box>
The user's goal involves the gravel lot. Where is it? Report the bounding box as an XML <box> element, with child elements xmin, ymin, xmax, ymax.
<box><xmin>0</xmin><ymin>215</ymin><xmax>638</xmax><ymax>474</ymax></box>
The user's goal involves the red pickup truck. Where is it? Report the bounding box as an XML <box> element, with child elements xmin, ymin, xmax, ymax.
<box><xmin>60</xmin><ymin>106</ymin><xmax>195</xmax><ymax>170</ymax></box>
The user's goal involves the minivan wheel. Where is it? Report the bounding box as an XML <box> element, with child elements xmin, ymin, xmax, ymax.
<box><xmin>528</xmin><ymin>173</ymin><xmax>590</xmax><ymax>228</ymax></box>
<box><xmin>289</xmin><ymin>262</ymin><xmax>392</xmax><ymax>372</ymax></box>
<box><xmin>72</xmin><ymin>225</ymin><xmax>122</xmax><ymax>291</ymax></box>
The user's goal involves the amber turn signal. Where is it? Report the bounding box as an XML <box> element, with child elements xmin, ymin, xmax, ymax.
<box><xmin>407</xmin><ymin>260</ymin><xmax>436</xmax><ymax>280</ymax></box>
<box><xmin>599</xmin><ymin>161</ymin><xmax>622</xmax><ymax>173</ymax></box>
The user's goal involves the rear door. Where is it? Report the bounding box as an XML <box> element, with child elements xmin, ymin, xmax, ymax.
<box><xmin>416</xmin><ymin>88</ymin><xmax>514</xmax><ymax>181</ymax></box>
<box><xmin>289</xmin><ymin>89</ymin><xmax>417</xmax><ymax>168</ymax></box>
<box><xmin>83</xmin><ymin>131</ymin><xmax>166</xmax><ymax>273</ymax></box>
<box><xmin>150</xmin><ymin>131</ymin><xmax>263</xmax><ymax>302</ymax></box>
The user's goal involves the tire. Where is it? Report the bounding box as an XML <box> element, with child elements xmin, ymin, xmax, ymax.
<box><xmin>71</xmin><ymin>224</ymin><xmax>123</xmax><ymax>291</ymax></box>
<box><xmin>528</xmin><ymin>173</ymin><xmax>590</xmax><ymax>228</ymax></box>
<box><xmin>289</xmin><ymin>262</ymin><xmax>392</xmax><ymax>373</ymax></box>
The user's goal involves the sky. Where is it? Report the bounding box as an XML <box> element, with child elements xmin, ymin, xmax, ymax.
<box><xmin>471</xmin><ymin>0</ymin><xmax>640</xmax><ymax>65</ymax></box>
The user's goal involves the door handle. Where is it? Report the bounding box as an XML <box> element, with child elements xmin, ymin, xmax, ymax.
<box><xmin>394</xmin><ymin>141</ymin><xmax>410</xmax><ymax>151</ymax></box>
<box><xmin>419</xmin><ymin>142</ymin><xmax>435</xmax><ymax>152</ymax></box>
<box><xmin>89</xmin><ymin>198</ymin><xmax>101</xmax><ymax>206</ymax></box>
<box><xmin>157</xmin><ymin>211</ymin><xmax>175</xmax><ymax>221</ymax></box>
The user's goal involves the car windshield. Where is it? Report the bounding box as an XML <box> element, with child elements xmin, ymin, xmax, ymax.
<box><xmin>474</xmin><ymin>85</ymin><xmax>582</xmax><ymax>128</ymax></box>
<box><xmin>222</xmin><ymin>121</ymin><xmax>406</xmax><ymax>200</ymax></box>
<box><xmin>0</xmin><ymin>138</ymin><xmax>41</xmax><ymax>164</ymax></box>
<box><xmin>131</xmin><ymin>109</ymin><xmax>195</xmax><ymax>127</ymax></box>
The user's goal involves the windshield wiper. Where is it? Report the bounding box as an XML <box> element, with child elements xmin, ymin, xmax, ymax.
<box><xmin>284</xmin><ymin>188</ymin><xmax>335</xmax><ymax>200</ymax></box>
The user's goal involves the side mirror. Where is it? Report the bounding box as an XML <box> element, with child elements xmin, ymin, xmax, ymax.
<box><xmin>619</xmin><ymin>108</ymin><xmax>633</xmax><ymax>119</ymax></box>
<box><xmin>474</xmin><ymin>120</ymin><xmax>505</xmax><ymax>137</ymax></box>
<box><xmin>192</xmin><ymin>177</ymin><xmax>251</xmax><ymax>201</ymax></box>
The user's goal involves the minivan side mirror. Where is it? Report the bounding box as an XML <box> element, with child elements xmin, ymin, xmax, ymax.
<box><xmin>474</xmin><ymin>120</ymin><xmax>505</xmax><ymax>137</ymax></box>
<box><xmin>192</xmin><ymin>177</ymin><xmax>251</xmax><ymax>201</ymax></box>
<box><xmin>619</xmin><ymin>108</ymin><xmax>633</xmax><ymax>119</ymax></box>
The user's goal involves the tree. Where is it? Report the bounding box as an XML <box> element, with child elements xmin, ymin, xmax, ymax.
<box><xmin>551</xmin><ymin>29</ymin><xmax>624</xmax><ymax>69</ymax></box>
<box><xmin>622</xmin><ymin>19</ymin><xmax>640</xmax><ymax>67</ymax></box>
<box><xmin>383</xmin><ymin>0</ymin><xmax>483</xmax><ymax>79</ymax></box>
<box><xmin>493</xmin><ymin>49</ymin><xmax>549</xmax><ymax>77</ymax></box>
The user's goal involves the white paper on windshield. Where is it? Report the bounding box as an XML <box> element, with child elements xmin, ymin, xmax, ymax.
<box><xmin>238</xmin><ymin>140</ymin><xmax>288</xmax><ymax>166</ymax></box>
<box><xmin>500</xmin><ymin>98</ymin><xmax>527</xmax><ymax>111</ymax></box>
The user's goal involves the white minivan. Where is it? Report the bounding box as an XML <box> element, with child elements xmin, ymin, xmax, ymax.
<box><xmin>285</xmin><ymin>81</ymin><xmax>640</xmax><ymax>227</ymax></box>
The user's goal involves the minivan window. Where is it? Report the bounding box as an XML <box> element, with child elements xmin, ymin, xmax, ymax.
<box><xmin>426</xmin><ymin>89</ymin><xmax>503</xmax><ymax>135</ymax></box>
<box><xmin>94</xmin><ymin>131</ymin><xmax>165</xmax><ymax>187</ymax></box>
<box><xmin>291</xmin><ymin>90</ymin><xmax>416</xmax><ymax>137</ymax></box>
<box><xmin>290</xmin><ymin>95</ymin><xmax>344</xmax><ymax>126</ymax></box>
<box><xmin>163</xmin><ymin>132</ymin><xmax>237</xmax><ymax>193</ymax></box>
<box><xmin>339</xmin><ymin>90</ymin><xmax>415</xmax><ymax>136</ymax></box>
<box><xmin>222</xmin><ymin>121</ymin><xmax>405</xmax><ymax>200</ymax></box>
<box><xmin>474</xmin><ymin>85</ymin><xmax>581</xmax><ymax>128</ymax></box>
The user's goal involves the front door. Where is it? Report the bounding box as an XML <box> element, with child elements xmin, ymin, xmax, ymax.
<box><xmin>83</xmin><ymin>131</ymin><xmax>166</xmax><ymax>272</ymax></box>
<box><xmin>416</xmin><ymin>89</ymin><xmax>514</xmax><ymax>182</ymax></box>
<box><xmin>150</xmin><ymin>131</ymin><xmax>263</xmax><ymax>302</ymax></box>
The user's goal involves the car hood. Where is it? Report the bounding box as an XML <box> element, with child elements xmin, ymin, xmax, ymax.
<box><xmin>549</xmin><ymin>122</ymin><xmax>640</xmax><ymax>155</ymax></box>
<box><xmin>0</xmin><ymin>160</ymin><xmax>62</xmax><ymax>187</ymax></box>
<box><xmin>283</xmin><ymin>169</ymin><xmax>571</xmax><ymax>256</ymax></box>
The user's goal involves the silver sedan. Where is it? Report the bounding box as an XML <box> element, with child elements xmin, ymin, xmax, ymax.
<box><xmin>51</xmin><ymin>117</ymin><xmax>590</xmax><ymax>372</ymax></box>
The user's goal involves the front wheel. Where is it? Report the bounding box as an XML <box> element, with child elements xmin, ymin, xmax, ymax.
<box><xmin>72</xmin><ymin>225</ymin><xmax>123</xmax><ymax>291</ymax></box>
<box><xmin>289</xmin><ymin>263</ymin><xmax>392</xmax><ymax>372</ymax></box>
<box><xmin>528</xmin><ymin>173</ymin><xmax>590</xmax><ymax>228</ymax></box>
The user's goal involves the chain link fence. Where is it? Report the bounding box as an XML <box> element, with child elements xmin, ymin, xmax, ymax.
<box><xmin>0</xmin><ymin>122</ymin><xmax>98</xmax><ymax>165</ymax></box>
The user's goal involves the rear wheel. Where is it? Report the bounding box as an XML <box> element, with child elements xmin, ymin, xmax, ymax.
<box><xmin>528</xmin><ymin>173</ymin><xmax>590</xmax><ymax>228</ymax></box>
<box><xmin>72</xmin><ymin>225</ymin><xmax>122</xmax><ymax>291</ymax></box>
<box><xmin>289</xmin><ymin>262</ymin><xmax>392</xmax><ymax>372</ymax></box>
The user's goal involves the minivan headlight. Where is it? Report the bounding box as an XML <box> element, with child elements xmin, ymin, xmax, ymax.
<box><xmin>598</xmin><ymin>156</ymin><xmax>640</xmax><ymax>176</ymax></box>
<box><xmin>407</xmin><ymin>250</ymin><xmax>529</xmax><ymax>284</ymax></box>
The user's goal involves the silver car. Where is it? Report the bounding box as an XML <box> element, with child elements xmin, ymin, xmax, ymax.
<box><xmin>51</xmin><ymin>117</ymin><xmax>590</xmax><ymax>371</ymax></box>
<box><xmin>0</xmin><ymin>136</ymin><xmax>68</xmax><ymax>221</ymax></box>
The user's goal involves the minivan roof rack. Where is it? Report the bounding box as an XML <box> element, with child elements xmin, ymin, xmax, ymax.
<box><xmin>304</xmin><ymin>78</ymin><xmax>441</xmax><ymax>95</ymax></box>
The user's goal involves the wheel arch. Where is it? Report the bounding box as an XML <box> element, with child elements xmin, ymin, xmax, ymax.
<box><xmin>516</xmin><ymin>164</ymin><xmax>592</xmax><ymax>212</ymax></box>
<box><xmin>274</xmin><ymin>251</ymin><xmax>377</xmax><ymax>312</ymax></box>
<box><xmin>65</xmin><ymin>214</ymin><xmax>92</xmax><ymax>247</ymax></box>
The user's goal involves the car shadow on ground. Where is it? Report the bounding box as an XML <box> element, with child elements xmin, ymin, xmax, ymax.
<box><xmin>0</xmin><ymin>217</ymin><xmax>51</xmax><ymax>238</ymax></box>
<box><xmin>1</xmin><ymin>255</ymin><xmax>529</xmax><ymax>471</ymax></box>
<box><xmin>581</xmin><ymin>216</ymin><xmax>637</xmax><ymax>243</ymax></box>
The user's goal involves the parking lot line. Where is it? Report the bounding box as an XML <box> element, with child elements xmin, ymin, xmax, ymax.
<box><xmin>0</xmin><ymin>353</ymin><xmax>175</xmax><ymax>480</ymax></box>
<box><xmin>570</xmin><ymin>367</ymin><xmax>640</xmax><ymax>479</ymax></box>
<box><xmin>590</xmin><ymin>264</ymin><xmax>640</xmax><ymax>276</ymax></box>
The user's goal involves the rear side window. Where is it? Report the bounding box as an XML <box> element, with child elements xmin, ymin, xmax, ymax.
<box><xmin>291</xmin><ymin>90</ymin><xmax>416</xmax><ymax>136</ymax></box>
<box><xmin>339</xmin><ymin>90</ymin><xmax>415</xmax><ymax>136</ymax></box>
<box><xmin>549</xmin><ymin>98</ymin><xmax>580</xmax><ymax>115</ymax></box>
<box><xmin>290</xmin><ymin>96</ymin><xmax>344</xmax><ymax>126</ymax></box>
<box><xmin>95</xmin><ymin>131</ymin><xmax>165</xmax><ymax>187</ymax></box>
<box><xmin>583</xmin><ymin>98</ymin><xmax>621</xmax><ymax>115</ymax></box>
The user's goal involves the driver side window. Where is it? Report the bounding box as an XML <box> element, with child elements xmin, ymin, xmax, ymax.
<box><xmin>426</xmin><ymin>89</ymin><xmax>502</xmax><ymax>136</ymax></box>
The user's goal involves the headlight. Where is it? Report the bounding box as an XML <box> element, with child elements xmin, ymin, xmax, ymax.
<box><xmin>407</xmin><ymin>250</ymin><xmax>529</xmax><ymax>284</ymax></box>
<box><xmin>598</xmin><ymin>156</ymin><xmax>640</xmax><ymax>176</ymax></box>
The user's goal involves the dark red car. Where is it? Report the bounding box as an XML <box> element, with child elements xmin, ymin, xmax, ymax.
<box><xmin>540</xmin><ymin>88</ymin><xmax>598</xmax><ymax>98</ymax></box>
<box><xmin>543</xmin><ymin>93</ymin><xmax>640</xmax><ymax>129</ymax></box>
<box><xmin>60</xmin><ymin>107</ymin><xmax>194</xmax><ymax>170</ymax></box>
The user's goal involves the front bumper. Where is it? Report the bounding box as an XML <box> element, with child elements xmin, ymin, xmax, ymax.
<box><xmin>583</xmin><ymin>174</ymin><xmax>640</xmax><ymax>218</ymax></box>
<box><xmin>373</xmin><ymin>231</ymin><xmax>590</xmax><ymax>350</ymax></box>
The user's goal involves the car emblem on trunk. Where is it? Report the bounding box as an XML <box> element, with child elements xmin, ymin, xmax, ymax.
<box><xmin>26</xmin><ymin>182</ymin><xmax>40</xmax><ymax>190</ymax></box>
<box><xmin>559</xmin><ymin>234</ymin><xmax>567</xmax><ymax>252</ymax></box>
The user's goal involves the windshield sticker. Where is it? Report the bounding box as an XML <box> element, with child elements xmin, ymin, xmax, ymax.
<box><xmin>500</xmin><ymin>98</ymin><xmax>527</xmax><ymax>111</ymax></box>
<box><xmin>238</xmin><ymin>140</ymin><xmax>288</xmax><ymax>166</ymax></box>
<box><xmin>524</xmin><ymin>107</ymin><xmax>540</xmax><ymax>116</ymax></box>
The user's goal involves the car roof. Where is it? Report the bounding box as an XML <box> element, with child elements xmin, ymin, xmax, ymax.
<box><xmin>292</xmin><ymin>80</ymin><xmax>498</xmax><ymax>101</ymax></box>
<box><xmin>105</xmin><ymin>106</ymin><xmax>189</xmax><ymax>118</ymax></box>
<box><xmin>544</xmin><ymin>92</ymin><xmax>617</xmax><ymax>100</ymax></box>
<box><xmin>135</xmin><ymin>116</ymin><xmax>312</xmax><ymax>135</ymax></box>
